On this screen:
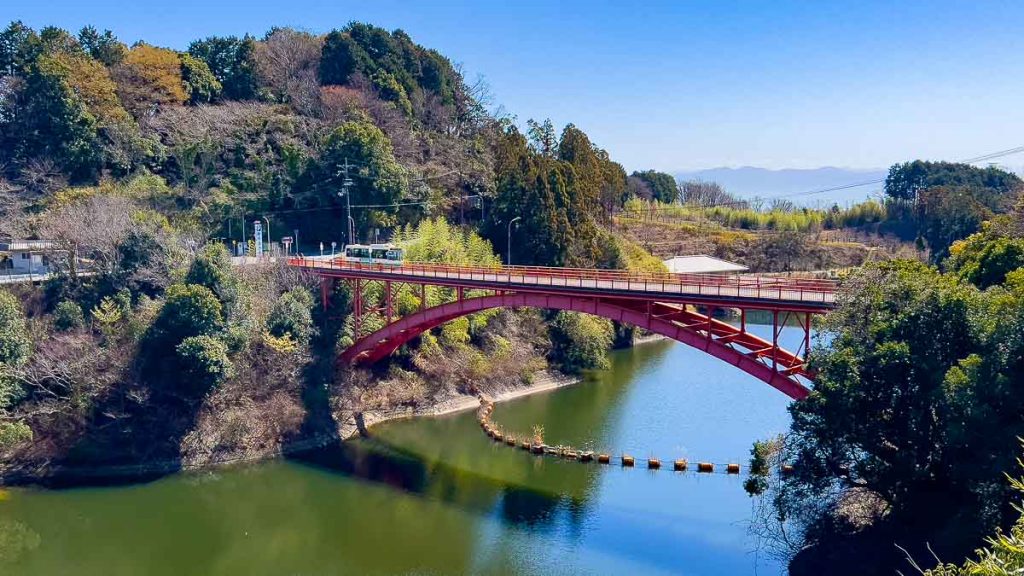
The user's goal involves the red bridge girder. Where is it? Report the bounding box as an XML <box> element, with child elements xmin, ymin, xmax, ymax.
<box><xmin>338</xmin><ymin>291</ymin><xmax>814</xmax><ymax>400</ymax></box>
<box><xmin>291</xmin><ymin>258</ymin><xmax>835</xmax><ymax>400</ymax></box>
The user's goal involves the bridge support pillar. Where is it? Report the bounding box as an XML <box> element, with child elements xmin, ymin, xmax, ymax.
<box><xmin>385</xmin><ymin>281</ymin><xmax>393</xmax><ymax>324</ymax></box>
<box><xmin>320</xmin><ymin>277</ymin><xmax>333</xmax><ymax>311</ymax></box>
<box><xmin>804</xmin><ymin>312</ymin><xmax>812</xmax><ymax>363</ymax></box>
<box><xmin>353</xmin><ymin>278</ymin><xmax>362</xmax><ymax>336</ymax></box>
<box><xmin>772</xmin><ymin>310</ymin><xmax>779</xmax><ymax>370</ymax></box>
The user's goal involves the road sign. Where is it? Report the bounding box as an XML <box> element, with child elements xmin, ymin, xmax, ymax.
<box><xmin>253</xmin><ymin>221</ymin><xmax>263</xmax><ymax>257</ymax></box>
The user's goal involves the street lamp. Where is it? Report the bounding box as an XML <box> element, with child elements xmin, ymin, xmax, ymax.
<box><xmin>507</xmin><ymin>216</ymin><xmax>521</xmax><ymax>266</ymax></box>
<box><xmin>262</xmin><ymin>216</ymin><xmax>272</xmax><ymax>256</ymax></box>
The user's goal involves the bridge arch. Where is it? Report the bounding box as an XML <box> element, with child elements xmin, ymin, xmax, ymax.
<box><xmin>339</xmin><ymin>292</ymin><xmax>812</xmax><ymax>400</ymax></box>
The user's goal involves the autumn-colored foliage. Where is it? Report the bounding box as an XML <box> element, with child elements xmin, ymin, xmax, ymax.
<box><xmin>113</xmin><ymin>43</ymin><xmax>187</xmax><ymax>115</ymax></box>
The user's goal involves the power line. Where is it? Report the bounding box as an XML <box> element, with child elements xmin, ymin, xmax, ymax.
<box><xmin>246</xmin><ymin>195</ymin><xmax>482</xmax><ymax>217</ymax></box>
<box><xmin>624</xmin><ymin>143</ymin><xmax>1024</xmax><ymax>214</ymax></box>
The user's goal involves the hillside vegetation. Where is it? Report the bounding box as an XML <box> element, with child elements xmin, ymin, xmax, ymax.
<box><xmin>0</xmin><ymin>21</ymin><xmax>666</xmax><ymax>476</ymax></box>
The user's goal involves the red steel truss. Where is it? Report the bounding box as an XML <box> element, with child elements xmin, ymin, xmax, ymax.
<box><xmin>290</xmin><ymin>258</ymin><xmax>837</xmax><ymax>400</ymax></box>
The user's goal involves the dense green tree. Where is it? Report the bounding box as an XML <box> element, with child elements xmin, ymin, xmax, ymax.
<box><xmin>185</xmin><ymin>243</ymin><xmax>235</xmax><ymax>303</ymax></box>
<box><xmin>771</xmin><ymin>260</ymin><xmax>1024</xmax><ymax>571</ymax></box>
<box><xmin>369</xmin><ymin>69</ymin><xmax>412</xmax><ymax>116</ymax></box>
<box><xmin>267</xmin><ymin>288</ymin><xmax>315</xmax><ymax>344</ymax></box>
<box><xmin>0</xmin><ymin>21</ymin><xmax>41</xmax><ymax>76</ymax></box>
<box><xmin>43</xmin><ymin>50</ymin><xmax>130</xmax><ymax>125</ymax></box>
<box><xmin>948</xmin><ymin>223</ymin><xmax>1024</xmax><ymax>289</ymax></box>
<box><xmin>77</xmin><ymin>26</ymin><xmax>126</xmax><ymax>66</ymax></box>
<box><xmin>548</xmin><ymin>311</ymin><xmax>614</xmax><ymax>373</ymax></box>
<box><xmin>175</xmin><ymin>335</ymin><xmax>233</xmax><ymax>394</ymax></box>
<box><xmin>150</xmin><ymin>283</ymin><xmax>223</xmax><ymax>345</ymax></box>
<box><xmin>319</xmin><ymin>23</ymin><xmax>459</xmax><ymax>111</ymax></box>
<box><xmin>488</xmin><ymin>123</ymin><xmax>576</xmax><ymax>266</ymax></box>
<box><xmin>38</xmin><ymin>26</ymin><xmax>83</xmax><ymax>57</ymax></box>
<box><xmin>526</xmin><ymin>118</ymin><xmax>557</xmax><ymax>157</ymax></box>
<box><xmin>885</xmin><ymin>160</ymin><xmax>1022</xmax><ymax>203</ymax></box>
<box><xmin>0</xmin><ymin>421</ymin><xmax>32</xmax><ymax>449</ymax></box>
<box><xmin>1</xmin><ymin>52</ymin><xmax>102</xmax><ymax>179</ymax></box>
<box><xmin>187</xmin><ymin>35</ymin><xmax>258</xmax><ymax>100</ymax></box>
<box><xmin>631</xmin><ymin>169</ymin><xmax>678</xmax><ymax>204</ymax></box>
<box><xmin>53</xmin><ymin>300</ymin><xmax>84</xmax><ymax>331</ymax></box>
<box><xmin>0</xmin><ymin>291</ymin><xmax>29</xmax><ymax>368</ymax></box>
<box><xmin>319</xmin><ymin>30</ymin><xmax>366</xmax><ymax>86</ymax></box>
<box><xmin>297</xmin><ymin>119</ymin><xmax>407</xmax><ymax>241</ymax></box>
<box><xmin>115</xmin><ymin>224</ymin><xmax>171</xmax><ymax>297</ymax></box>
<box><xmin>179</xmin><ymin>53</ymin><xmax>221</xmax><ymax>104</ymax></box>
<box><xmin>0</xmin><ymin>290</ymin><xmax>30</xmax><ymax>412</ymax></box>
<box><xmin>926</xmin><ymin>476</ymin><xmax>1024</xmax><ymax>575</ymax></box>
<box><xmin>917</xmin><ymin>186</ymin><xmax>993</xmax><ymax>262</ymax></box>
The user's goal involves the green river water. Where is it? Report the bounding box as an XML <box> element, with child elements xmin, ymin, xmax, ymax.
<box><xmin>0</xmin><ymin>328</ymin><xmax>801</xmax><ymax>575</ymax></box>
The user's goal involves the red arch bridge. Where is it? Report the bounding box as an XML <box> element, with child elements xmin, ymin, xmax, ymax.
<box><xmin>288</xmin><ymin>258</ymin><xmax>837</xmax><ymax>400</ymax></box>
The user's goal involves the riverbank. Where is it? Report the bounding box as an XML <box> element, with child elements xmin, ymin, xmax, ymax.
<box><xmin>0</xmin><ymin>335</ymin><xmax>670</xmax><ymax>486</ymax></box>
<box><xmin>343</xmin><ymin>331</ymin><xmax>671</xmax><ymax>439</ymax></box>
<box><xmin>0</xmin><ymin>370</ymin><xmax>583</xmax><ymax>486</ymax></box>
<box><xmin>341</xmin><ymin>370</ymin><xmax>581</xmax><ymax>440</ymax></box>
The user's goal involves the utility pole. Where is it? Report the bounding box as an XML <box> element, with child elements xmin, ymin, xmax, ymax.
<box><xmin>338</xmin><ymin>157</ymin><xmax>355</xmax><ymax>246</ymax></box>
<box><xmin>507</xmin><ymin>216</ymin><xmax>521</xmax><ymax>266</ymax></box>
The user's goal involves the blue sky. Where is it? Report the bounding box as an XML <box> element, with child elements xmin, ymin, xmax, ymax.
<box><xmin>7</xmin><ymin>0</ymin><xmax>1024</xmax><ymax>172</ymax></box>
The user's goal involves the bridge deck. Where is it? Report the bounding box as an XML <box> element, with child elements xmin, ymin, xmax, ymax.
<box><xmin>289</xmin><ymin>258</ymin><xmax>836</xmax><ymax>311</ymax></box>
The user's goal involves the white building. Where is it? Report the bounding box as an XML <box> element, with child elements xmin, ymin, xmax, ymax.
<box><xmin>662</xmin><ymin>254</ymin><xmax>748</xmax><ymax>274</ymax></box>
<box><xmin>0</xmin><ymin>241</ymin><xmax>55</xmax><ymax>275</ymax></box>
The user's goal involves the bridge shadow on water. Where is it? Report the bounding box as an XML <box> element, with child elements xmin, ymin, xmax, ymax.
<box><xmin>288</xmin><ymin>434</ymin><xmax>572</xmax><ymax>533</ymax></box>
<box><xmin>282</xmin><ymin>339</ymin><xmax>678</xmax><ymax>535</ymax></box>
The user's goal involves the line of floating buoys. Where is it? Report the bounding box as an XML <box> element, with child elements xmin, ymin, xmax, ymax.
<box><xmin>475</xmin><ymin>398</ymin><xmax>792</xmax><ymax>476</ymax></box>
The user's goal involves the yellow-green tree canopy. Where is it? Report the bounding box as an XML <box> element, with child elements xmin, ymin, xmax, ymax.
<box><xmin>113</xmin><ymin>43</ymin><xmax>187</xmax><ymax>115</ymax></box>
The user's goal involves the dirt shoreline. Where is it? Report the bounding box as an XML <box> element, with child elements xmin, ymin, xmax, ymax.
<box><xmin>1</xmin><ymin>337</ymin><xmax>670</xmax><ymax>485</ymax></box>
<box><xmin>342</xmin><ymin>369</ymin><xmax>581</xmax><ymax>439</ymax></box>
<box><xmin>344</xmin><ymin>333</ymin><xmax>669</xmax><ymax>437</ymax></box>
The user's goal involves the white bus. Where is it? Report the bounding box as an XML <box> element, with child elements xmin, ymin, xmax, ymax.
<box><xmin>342</xmin><ymin>243</ymin><xmax>404</xmax><ymax>265</ymax></box>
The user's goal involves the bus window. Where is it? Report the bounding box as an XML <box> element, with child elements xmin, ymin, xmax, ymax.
<box><xmin>371</xmin><ymin>248</ymin><xmax>388</xmax><ymax>259</ymax></box>
<box><xmin>386</xmin><ymin>249</ymin><xmax>403</xmax><ymax>261</ymax></box>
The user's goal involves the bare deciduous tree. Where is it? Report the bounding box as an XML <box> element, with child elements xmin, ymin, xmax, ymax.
<box><xmin>0</xmin><ymin>177</ymin><xmax>31</xmax><ymax>240</ymax></box>
<box><xmin>18</xmin><ymin>158</ymin><xmax>68</xmax><ymax>198</ymax></box>
<box><xmin>39</xmin><ymin>194</ymin><xmax>135</xmax><ymax>277</ymax></box>
<box><xmin>253</xmin><ymin>28</ymin><xmax>323</xmax><ymax>115</ymax></box>
<box><xmin>4</xmin><ymin>333</ymin><xmax>119</xmax><ymax>423</ymax></box>
<box><xmin>679</xmin><ymin>179</ymin><xmax>744</xmax><ymax>208</ymax></box>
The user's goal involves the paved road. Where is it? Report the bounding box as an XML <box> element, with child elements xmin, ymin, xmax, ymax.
<box><xmin>290</xmin><ymin>258</ymin><xmax>837</xmax><ymax>309</ymax></box>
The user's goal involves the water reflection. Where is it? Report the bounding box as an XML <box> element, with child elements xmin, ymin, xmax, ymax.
<box><xmin>0</xmin><ymin>334</ymin><xmax>800</xmax><ymax>575</ymax></box>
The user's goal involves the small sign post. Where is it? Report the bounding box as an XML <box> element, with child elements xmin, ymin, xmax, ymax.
<box><xmin>253</xmin><ymin>220</ymin><xmax>264</xmax><ymax>257</ymax></box>
<box><xmin>282</xmin><ymin>236</ymin><xmax>293</xmax><ymax>256</ymax></box>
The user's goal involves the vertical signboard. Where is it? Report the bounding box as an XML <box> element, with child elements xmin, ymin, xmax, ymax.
<box><xmin>253</xmin><ymin>220</ymin><xmax>263</xmax><ymax>257</ymax></box>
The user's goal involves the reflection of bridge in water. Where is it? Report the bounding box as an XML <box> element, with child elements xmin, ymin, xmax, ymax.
<box><xmin>288</xmin><ymin>258</ymin><xmax>837</xmax><ymax>400</ymax></box>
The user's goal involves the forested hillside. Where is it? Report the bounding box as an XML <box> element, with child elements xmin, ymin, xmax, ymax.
<box><xmin>0</xmin><ymin>21</ymin><xmax>642</xmax><ymax>269</ymax></box>
<box><xmin>0</xmin><ymin>20</ymin><xmax>662</xmax><ymax>477</ymax></box>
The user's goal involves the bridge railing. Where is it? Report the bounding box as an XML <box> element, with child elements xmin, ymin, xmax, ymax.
<box><xmin>287</xmin><ymin>258</ymin><xmax>837</xmax><ymax>303</ymax></box>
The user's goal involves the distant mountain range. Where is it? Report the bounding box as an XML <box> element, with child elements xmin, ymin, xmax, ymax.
<box><xmin>674</xmin><ymin>164</ymin><xmax>1024</xmax><ymax>207</ymax></box>
<box><xmin>673</xmin><ymin>167</ymin><xmax>890</xmax><ymax>207</ymax></box>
